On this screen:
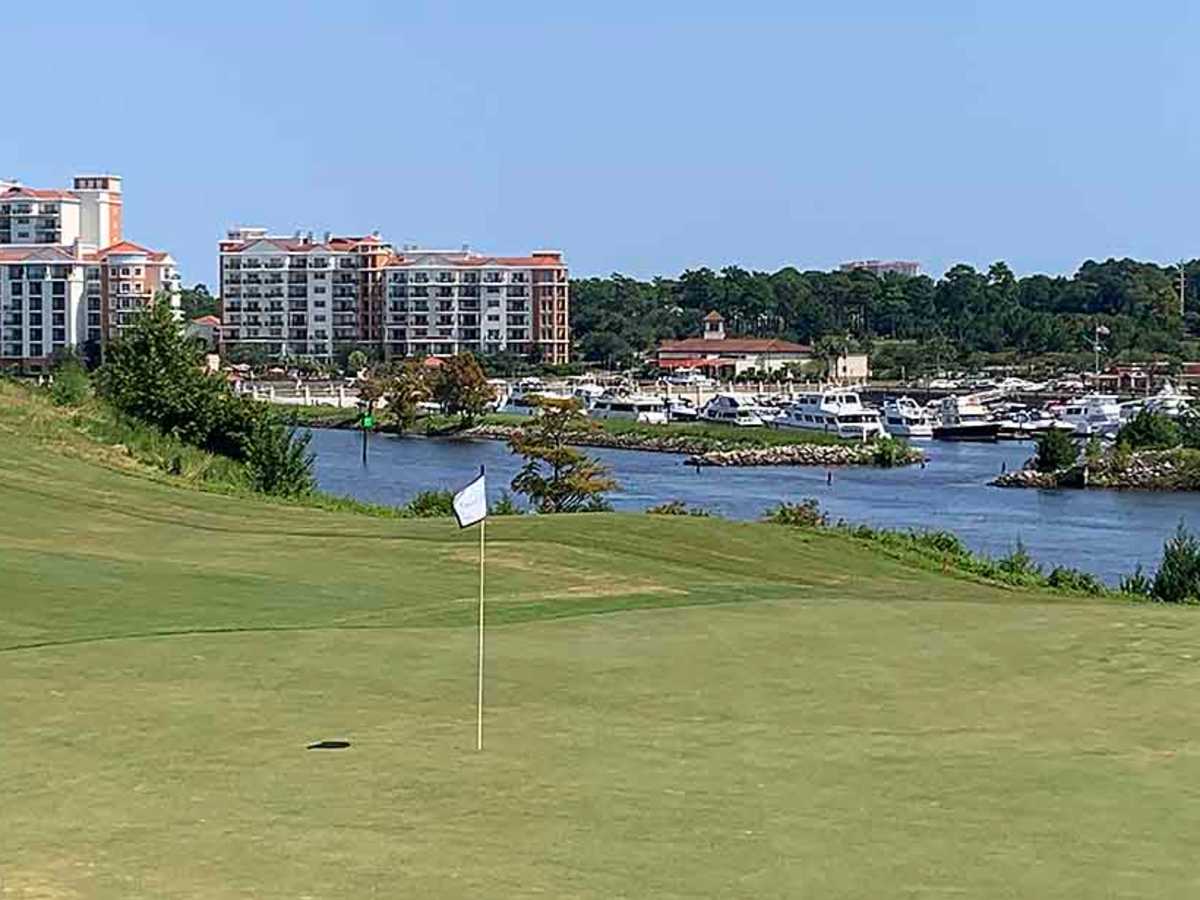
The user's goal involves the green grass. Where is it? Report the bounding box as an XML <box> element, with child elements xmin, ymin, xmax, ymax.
<box><xmin>4</xmin><ymin>384</ymin><xmax>1200</xmax><ymax>897</ymax></box>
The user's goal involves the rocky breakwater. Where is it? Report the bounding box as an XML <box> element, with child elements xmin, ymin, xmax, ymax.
<box><xmin>466</xmin><ymin>423</ymin><xmax>923</xmax><ymax>468</ymax></box>
<box><xmin>993</xmin><ymin>448</ymin><xmax>1200</xmax><ymax>491</ymax></box>
<box><xmin>687</xmin><ymin>443</ymin><xmax>923</xmax><ymax>468</ymax></box>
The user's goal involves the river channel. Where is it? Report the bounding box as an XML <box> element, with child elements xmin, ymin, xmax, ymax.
<box><xmin>309</xmin><ymin>428</ymin><xmax>1197</xmax><ymax>584</ymax></box>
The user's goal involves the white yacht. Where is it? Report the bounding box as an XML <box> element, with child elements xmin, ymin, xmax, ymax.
<box><xmin>932</xmin><ymin>395</ymin><xmax>1001</xmax><ymax>442</ymax></box>
<box><xmin>699</xmin><ymin>394</ymin><xmax>767</xmax><ymax>427</ymax></box>
<box><xmin>773</xmin><ymin>390</ymin><xmax>884</xmax><ymax>440</ymax></box>
<box><xmin>881</xmin><ymin>397</ymin><xmax>934</xmax><ymax>439</ymax></box>
<box><xmin>1143</xmin><ymin>381</ymin><xmax>1193</xmax><ymax>418</ymax></box>
<box><xmin>590</xmin><ymin>395</ymin><xmax>668</xmax><ymax>425</ymax></box>
<box><xmin>1053</xmin><ymin>394</ymin><xmax>1123</xmax><ymax>437</ymax></box>
<box><xmin>496</xmin><ymin>387</ymin><xmax>577</xmax><ymax>415</ymax></box>
<box><xmin>662</xmin><ymin>396</ymin><xmax>699</xmax><ymax>422</ymax></box>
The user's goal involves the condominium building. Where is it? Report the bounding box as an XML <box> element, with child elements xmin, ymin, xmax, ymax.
<box><xmin>839</xmin><ymin>259</ymin><xmax>921</xmax><ymax>278</ymax></box>
<box><xmin>218</xmin><ymin>230</ymin><xmax>570</xmax><ymax>363</ymax></box>
<box><xmin>0</xmin><ymin>174</ymin><xmax>180</xmax><ymax>368</ymax></box>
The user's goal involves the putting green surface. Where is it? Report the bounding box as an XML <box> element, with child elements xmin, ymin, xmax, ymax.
<box><xmin>3</xmin><ymin>411</ymin><xmax>1200</xmax><ymax>897</ymax></box>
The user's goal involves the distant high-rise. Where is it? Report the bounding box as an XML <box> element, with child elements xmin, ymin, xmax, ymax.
<box><xmin>840</xmin><ymin>259</ymin><xmax>921</xmax><ymax>278</ymax></box>
<box><xmin>0</xmin><ymin>174</ymin><xmax>180</xmax><ymax>369</ymax></box>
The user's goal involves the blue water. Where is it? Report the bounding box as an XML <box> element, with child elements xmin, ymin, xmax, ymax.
<box><xmin>309</xmin><ymin>429</ymin><xmax>1198</xmax><ymax>584</ymax></box>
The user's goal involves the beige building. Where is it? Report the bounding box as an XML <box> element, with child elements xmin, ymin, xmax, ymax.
<box><xmin>0</xmin><ymin>175</ymin><xmax>180</xmax><ymax>368</ymax></box>
<box><xmin>656</xmin><ymin>312</ymin><xmax>870</xmax><ymax>382</ymax></box>
<box><xmin>219</xmin><ymin>231</ymin><xmax>570</xmax><ymax>364</ymax></box>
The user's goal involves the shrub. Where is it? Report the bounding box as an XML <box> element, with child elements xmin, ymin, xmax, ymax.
<box><xmin>1034</xmin><ymin>428</ymin><xmax>1079</xmax><ymax>473</ymax></box>
<box><xmin>1150</xmin><ymin>522</ymin><xmax>1200</xmax><ymax>603</ymax></box>
<box><xmin>1119</xmin><ymin>564</ymin><xmax>1154</xmax><ymax>597</ymax></box>
<box><xmin>1046</xmin><ymin>566</ymin><xmax>1105</xmax><ymax>595</ymax></box>
<box><xmin>908</xmin><ymin>530</ymin><xmax>968</xmax><ymax>557</ymax></box>
<box><xmin>998</xmin><ymin>539</ymin><xmax>1042</xmax><ymax>579</ymax></box>
<box><xmin>764</xmin><ymin>498</ymin><xmax>828</xmax><ymax>528</ymax></box>
<box><xmin>489</xmin><ymin>491</ymin><xmax>524</xmax><ymax>516</ymax></box>
<box><xmin>48</xmin><ymin>359</ymin><xmax>90</xmax><ymax>406</ymax></box>
<box><xmin>405</xmin><ymin>490</ymin><xmax>456</xmax><ymax>518</ymax></box>
<box><xmin>1117</xmin><ymin>410</ymin><xmax>1181</xmax><ymax>450</ymax></box>
<box><xmin>242</xmin><ymin>419</ymin><xmax>315</xmax><ymax>497</ymax></box>
<box><xmin>871</xmin><ymin>435</ymin><xmax>908</xmax><ymax>468</ymax></box>
<box><xmin>647</xmin><ymin>500</ymin><xmax>712</xmax><ymax>517</ymax></box>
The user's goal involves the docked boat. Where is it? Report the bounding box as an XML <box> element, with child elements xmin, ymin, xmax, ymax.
<box><xmin>881</xmin><ymin>396</ymin><xmax>933</xmax><ymax>439</ymax></box>
<box><xmin>662</xmin><ymin>396</ymin><xmax>699</xmax><ymax>422</ymax></box>
<box><xmin>590</xmin><ymin>395</ymin><xmax>669</xmax><ymax>425</ymax></box>
<box><xmin>994</xmin><ymin>406</ymin><xmax>1073</xmax><ymax>440</ymax></box>
<box><xmin>699</xmin><ymin>394</ymin><xmax>767</xmax><ymax>427</ymax></box>
<box><xmin>1143</xmin><ymin>381</ymin><xmax>1194</xmax><ymax>418</ymax></box>
<box><xmin>932</xmin><ymin>395</ymin><xmax>1001</xmax><ymax>442</ymax></box>
<box><xmin>1053</xmin><ymin>394</ymin><xmax>1123</xmax><ymax>438</ymax></box>
<box><xmin>773</xmin><ymin>390</ymin><xmax>884</xmax><ymax>440</ymax></box>
<box><xmin>496</xmin><ymin>387</ymin><xmax>577</xmax><ymax>415</ymax></box>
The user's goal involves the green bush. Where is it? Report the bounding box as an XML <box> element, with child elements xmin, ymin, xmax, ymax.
<box><xmin>998</xmin><ymin>540</ymin><xmax>1042</xmax><ymax>579</ymax></box>
<box><xmin>242</xmin><ymin>419</ymin><xmax>315</xmax><ymax>498</ymax></box>
<box><xmin>404</xmin><ymin>490</ymin><xmax>456</xmax><ymax>518</ymax></box>
<box><xmin>1150</xmin><ymin>522</ymin><xmax>1200</xmax><ymax>603</ymax></box>
<box><xmin>764</xmin><ymin>499</ymin><xmax>828</xmax><ymax>528</ymax></box>
<box><xmin>1046</xmin><ymin>566</ymin><xmax>1106</xmax><ymax>595</ymax></box>
<box><xmin>1119</xmin><ymin>565</ymin><xmax>1154</xmax><ymax>597</ymax></box>
<box><xmin>489</xmin><ymin>491</ymin><xmax>524</xmax><ymax>516</ymax></box>
<box><xmin>871</xmin><ymin>435</ymin><xmax>908</xmax><ymax>468</ymax></box>
<box><xmin>1117</xmin><ymin>411</ymin><xmax>1181</xmax><ymax>450</ymax></box>
<box><xmin>1034</xmin><ymin>428</ymin><xmax>1079</xmax><ymax>473</ymax></box>
<box><xmin>646</xmin><ymin>500</ymin><xmax>712</xmax><ymax>517</ymax></box>
<box><xmin>48</xmin><ymin>359</ymin><xmax>90</xmax><ymax>406</ymax></box>
<box><xmin>96</xmin><ymin>300</ymin><xmax>315</xmax><ymax>496</ymax></box>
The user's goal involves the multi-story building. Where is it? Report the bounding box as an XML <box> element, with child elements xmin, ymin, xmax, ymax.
<box><xmin>0</xmin><ymin>174</ymin><xmax>180</xmax><ymax>369</ymax></box>
<box><xmin>219</xmin><ymin>230</ymin><xmax>569</xmax><ymax>363</ymax></box>
<box><xmin>839</xmin><ymin>259</ymin><xmax>921</xmax><ymax>278</ymax></box>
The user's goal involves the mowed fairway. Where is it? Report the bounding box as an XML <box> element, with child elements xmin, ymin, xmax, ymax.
<box><xmin>3</xmin><ymin>429</ymin><xmax>1200</xmax><ymax>897</ymax></box>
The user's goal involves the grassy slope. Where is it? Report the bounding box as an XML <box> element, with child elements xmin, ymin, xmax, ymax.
<box><xmin>3</xmin><ymin>391</ymin><xmax>1200</xmax><ymax>897</ymax></box>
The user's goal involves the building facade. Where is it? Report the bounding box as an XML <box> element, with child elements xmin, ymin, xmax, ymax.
<box><xmin>218</xmin><ymin>231</ymin><xmax>569</xmax><ymax>363</ymax></box>
<box><xmin>839</xmin><ymin>259</ymin><xmax>921</xmax><ymax>278</ymax></box>
<box><xmin>0</xmin><ymin>175</ymin><xmax>180</xmax><ymax>369</ymax></box>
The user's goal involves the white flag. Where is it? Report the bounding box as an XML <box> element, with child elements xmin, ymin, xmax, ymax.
<box><xmin>452</xmin><ymin>470</ymin><xmax>487</xmax><ymax>529</ymax></box>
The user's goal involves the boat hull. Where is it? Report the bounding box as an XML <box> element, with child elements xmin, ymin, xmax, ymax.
<box><xmin>933</xmin><ymin>423</ymin><xmax>1001</xmax><ymax>442</ymax></box>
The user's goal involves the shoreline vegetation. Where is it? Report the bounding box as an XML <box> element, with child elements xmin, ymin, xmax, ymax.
<box><xmin>994</xmin><ymin>447</ymin><xmax>1200</xmax><ymax>491</ymax></box>
<box><xmin>279</xmin><ymin>403</ymin><xmax>925</xmax><ymax>467</ymax></box>
<box><xmin>4</xmin><ymin>376</ymin><xmax>1196</xmax><ymax>602</ymax></box>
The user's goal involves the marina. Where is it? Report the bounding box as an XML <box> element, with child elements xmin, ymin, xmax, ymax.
<box><xmin>309</xmin><ymin>427</ymin><xmax>1197</xmax><ymax>584</ymax></box>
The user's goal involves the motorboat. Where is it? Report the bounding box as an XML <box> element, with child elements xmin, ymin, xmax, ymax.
<box><xmin>1143</xmin><ymin>381</ymin><xmax>1193</xmax><ymax>419</ymax></box>
<box><xmin>590</xmin><ymin>395</ymin><xmax>668</xmax><ymax>425</ymax></box>
<box><xmin>994</xmin><ymin>406</ymin><xmax>1073</xmax><ymax>440</ymax></box>
<box><xmin>1052</xmin><ymin>394</ymin><xmax>1123</xmax><ymax>438</ymax></box>
<box><xmin>881</xmin><ymin>396</ymin><xmax>933</xmax><ymax>439</ymax></box>
<box><xmin>699</xmin><ymin>394</ymin><xmax>767</xmax><ymax>427</ymax></box>
<box><xmin>932</xmin><ymin>395</ymin><xmax>1001</xmax><ymax>442</ymax></box>
<box><xmin>662</xmin><ymin>396</ymin><xmax>699</xmax><ymax>422</ymax></box>
<box><xmin>773</xmin><ymin>390</ymin><xmax>884</xmax><ymax>440</ymax></box>
<box><xmin>571</xmin><ymin>383</ymin><xmax>607</xmax><ymax>410</ymax></box>
<box><xmin>496</xmin><ymin>386</ymin><xmax>577</xmax><ymax>415</ymax></box>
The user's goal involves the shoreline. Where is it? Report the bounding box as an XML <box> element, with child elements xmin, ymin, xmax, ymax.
<box><xmin>292</xmin><ymin>411</ymin><xmax>924</xmax><ymax>468</ymax></box>
<box><xmin>993</xmin><ymin>448</ymin><xmax>1200</xmax><ymax>492</ymax></box>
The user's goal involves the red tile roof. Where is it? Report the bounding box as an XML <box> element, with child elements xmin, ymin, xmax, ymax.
<box><xmin>382</xmin><ymin>253</ymin><xmax>564</xmax><ymax>268</ymax></box>
<box><xmin>657</xmin><ymin>337</ymin><xmax>812</xmax><ymax>355</ymax></box>
<box><xmin>0</xmin><ymin>186</ymin><xmax>78</xmax><ymax>201</ymax></box>
<box><xmin>220</xmin><ymin>235</ymin><xmax>388</xmax><ymax>254</ymax></box>
<box><xmin>192</xmin><ymin>315</ymin><xmax>222</xmax><ymax>326</ymax></box>
<box><xmin>89</xmin><ymin>240</ymin><xmax>172</xmax><ymax>263</ymax></box>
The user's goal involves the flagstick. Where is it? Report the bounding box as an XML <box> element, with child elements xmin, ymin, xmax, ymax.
<box><xmin>476</xmin><ymin>514</ymin><xmax>486</xmax><ymax>751</ymax></box>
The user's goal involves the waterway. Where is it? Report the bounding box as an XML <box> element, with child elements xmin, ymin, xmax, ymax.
<box><xmin>309</xmin><ymin>429</ymin><xmax>1197</xmax><ymax>584</ymax></box>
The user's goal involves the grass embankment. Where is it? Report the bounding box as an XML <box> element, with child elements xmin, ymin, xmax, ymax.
<box><xmin>4</xmin><ymin>384</ymin><xmax>1200</xmax><ymax>897</ymax></box>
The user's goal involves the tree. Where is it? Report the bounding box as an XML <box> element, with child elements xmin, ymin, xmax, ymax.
<box><xmin>508</xmin><ymin>399</ymin><xmax>618</xmax><ymax>513</ymax></box>
<box><xmin>179</xmin><ymin>283</ymin><xmax>218</xmax><ymax>320</ymax></box>
<box><xmin>432</xmin><ymin>353</ymin><xmax>493</xmax><ymax>426</ymax></box>
<box><xmin>1117</xmin><ymin>411</ymin><xmax>1181</xmax><ymax>450</ymax></box>
<box><xmin>346</xmin><ymin>350</ymin><xmax>369</xmax><ymax>375</ymax></box>
<box><xmin>1151</xmin><ymin>522</ymin><xmax>1200</xmax><ymax>603</ymax></box>
<box><xmin>384</xmin><ymin>360</ymin><xmax>431</xmax><ymax>433</ymax></box>
<box><xmin>1034</xmin><ymin>428</ymin><xmax>1079</xmax><ymax>473</ymax></box>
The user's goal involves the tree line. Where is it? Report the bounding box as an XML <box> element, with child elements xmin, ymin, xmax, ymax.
<box><xmin>572</xmin><ymin>258</ymin><xmax>1200</xmax><ymax>368</ymax></box>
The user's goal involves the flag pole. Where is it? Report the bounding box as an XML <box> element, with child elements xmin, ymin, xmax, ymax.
<box><xmin>476</xmin><ymin>465</ymin><xmax>486</xmax><ymax>752</ymax></box>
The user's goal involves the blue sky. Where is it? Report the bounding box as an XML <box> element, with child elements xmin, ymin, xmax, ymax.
<box><xmin>3</xmin><ymin>2</ymin><xmax>1196</xmax><ymax>286</ymax></box>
